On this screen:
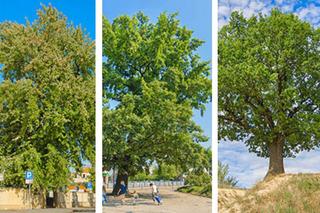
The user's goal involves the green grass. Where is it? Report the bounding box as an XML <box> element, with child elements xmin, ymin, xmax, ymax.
<box><xmin>239</xmin><ymin>174</ymin><xmax>320</xmax><ymax>213</ymax></box>
<box><xmin>177</xmin><ymin>184</ymin><xmax>212</xmax><ymax>198</ymax></box>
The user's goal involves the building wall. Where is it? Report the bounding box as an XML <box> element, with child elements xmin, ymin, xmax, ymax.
<box><xmin>56</xmin><ymin>191</ymin><xmax>95</xmax><ymax>208</ymax></box>
<box><xmin>0</xmin><ymin>188</ymin><xmax>44</xmax><ymax>210</ymax></box>
<box><xmin>0</xmin><ymin>188</ymin><xmax>95</xmax><ymax>210</ymax></box>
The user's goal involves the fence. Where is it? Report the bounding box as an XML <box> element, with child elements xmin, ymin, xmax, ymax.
<box><xmin>107</xmin><ymin>180</ymin><xmax>184</xmax><ymax>189</ymax></box>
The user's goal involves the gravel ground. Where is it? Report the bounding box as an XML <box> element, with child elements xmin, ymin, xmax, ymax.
<box><xmin>0</xmin><ymin>208</ymin><xmax>95</xmax><ymax>213</ymax></box>
<box><xmin>103</xmin><ymin>187</ymin><xmax>212</xmax><ymax>213</ymax></box>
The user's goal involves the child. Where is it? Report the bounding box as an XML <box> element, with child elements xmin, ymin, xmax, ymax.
<box><xmin>131</xmin><ymin>190</ymin><xmax>139</xmax><ymax>204</ymax></box>
<box><xmin>154</xmin><ymin>193</ymin><xmax>162</xmax><ymax>205</ymax></box>
<box><xmin>150</xmin><ymin>183</ymin><xmax>162</xmax><ymax>205</ymax></box>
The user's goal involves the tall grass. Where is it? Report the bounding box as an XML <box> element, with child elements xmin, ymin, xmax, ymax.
<box><xmin>240</xmin><ymin>174</ymin><xmax>320</xmax><ymax>213</ymax></box>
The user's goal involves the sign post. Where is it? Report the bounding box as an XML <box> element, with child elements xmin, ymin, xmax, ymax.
<box><xmin>87</xmin><ymin>181</ymin><xmax>93</xmax><ymax>192</ymax></box>
<box><xmin>25</xmin><ymin>170</ymin><xmax>33</xmax><ymax>209</ymax></box>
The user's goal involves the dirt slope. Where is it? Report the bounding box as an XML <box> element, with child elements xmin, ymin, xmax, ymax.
<box><xmin>219</xmin><ymin>173</ymin><xmax>320</xmax><ymax>213</ymax></box>
<box><xmin>218</xmin><ymin>188</ymin><xmax>246</xmax><ymax>211</ymax></box>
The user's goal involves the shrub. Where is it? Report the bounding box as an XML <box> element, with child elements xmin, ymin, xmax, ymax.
<box><xmin>185</xmin><ymin>172</ymin><xmax>211</xmax><ymax>186</ymax></box>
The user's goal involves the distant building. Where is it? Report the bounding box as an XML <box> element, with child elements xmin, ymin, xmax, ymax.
<box><xmin>73</xmin><ymin>167</ymin><xmax>91</xmax><ymax>183</ymax></box>
<box><xmin>68</xmin><ymin>167</ymin><xmax>92</xmax><ymax>192</ymax></box>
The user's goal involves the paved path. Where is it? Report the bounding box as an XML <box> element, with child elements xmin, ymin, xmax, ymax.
<box><xmin>0</xmin><ymin>208</ymin><xmax>94</xmax><ymax>213</ymax></box>
<box><xmin>103</xmin><ymin>188</ymin><xmax>212</xmax><ymax>213</ymax></box>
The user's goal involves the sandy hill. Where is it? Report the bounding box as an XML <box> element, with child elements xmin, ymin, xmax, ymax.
<box><xmin>219</xmin><ymin>173</ymin><xmax>320</xmax><ymax>213</ymax></box>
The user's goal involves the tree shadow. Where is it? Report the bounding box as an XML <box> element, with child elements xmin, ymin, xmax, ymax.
<box><xmin>137</xmin><ymin>191</ymin><xmax>178</xmax><ymax>199</ymax></box>
<box><xmin>19</xmin><ymin>188</ymin><xmax>45</xmax><ymax>208</ymax></box>
<box><xmin>72</xmin><ymin>191</ymin><xmax>79</xmax><ymax>207</ymax></box>
<box><xmin>55</xmin><ymin>191</ymin><xmax>67</xmax><ymax>208</ymax></box>
<box><xmin>88</xmin><ymin>192</ymin><xmax>95</xmax><ymax>207</ymax></box>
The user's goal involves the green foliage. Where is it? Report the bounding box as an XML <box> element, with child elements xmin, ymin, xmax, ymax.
<box><xmin>184</xmin><ymin>148</ymin><xmax>212</xmax><ymax>186</ymax></box>
<box><xmin>104</xmin><ymin>82</ymin><xmax>209</xmax><ymax>175</ymax></box>
<box><xmin>154</xmin><ymin>163</ymin><xmax>182</xmax><ymax>180</ymax></box>
<box><xmin>0</xmin><ymin>5</ymin><xmax>95</xmax><ymax>191</ymax></box>
<box><xmin>185</xmin><ymin>171</ymin><xmax>211</xmax><ymax>186</ymax></box>
<box><xmin>103</xmin><ymin>12</ymin><xmax>211</xmax><ymax>178</ymax></box>
<box><xmin>219</xmin><ymin>9</ymin><xmax>320</xmax><ymax>158</ymax></box>
<box><xmin>131</xmin><ymin>163</ymin><xmax>182</xmax><ymax>181</ymax></box>
<box><xmin>0</xmin><ymin>148</ymin><xmax>42</xmax><ymax>188</ymax></box>
<box><xmin>103</xmin><ymin>12</ymin><xmax>211</xmax><ymax>110</ymax></box>
<box><xmin>218</xmin><ymin>161</ymin><xmax>238</xmax><ymax>188</ymax></box>
<box><xmin>177</xmin><ymin>185</ymin><xmax>212</xmax><ymax>198</ymax></box>
<box><xmin>131</xmin><ymin>171</ymin><xmax>156</xmax><ymax>181</ymax></box>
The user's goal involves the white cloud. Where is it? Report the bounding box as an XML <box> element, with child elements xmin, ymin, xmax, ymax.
<box><xmin>281</xmin><ymin>3</ymin><xmax>295</xmax><ymax>12</ymax></box>
<box><xmin>218</xmin><ymin>1</ymin><xmax>320</xmax><ymax>28</ymax></box>
<box><xmin>218</xmin><ymin>141</ymin><xmax>267</xmax><ymax>188</ymax></box>
<box><xmin>219</xmin><ymin>5</ymin><xmax>231</xmax><ymax>18</ymax></box>
<box><xmin>295</xmin><ymin>3</ymin><xmax>320</xmax><ymax>27</ymax></box>
<box><xmin>229</xmin><ymin>0</ymin><xmax>250</xmax><ymax>8</ymax></box>
<box><xmin>219</xmin><ymin>141</ymin><xmax>320</xmax><ymax>188</ymax></box>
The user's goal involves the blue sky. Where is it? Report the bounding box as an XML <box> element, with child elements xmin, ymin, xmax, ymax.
<box><xmin>219</xmin><ymin>0</ymin><xmax>320</xmax><ymax>27</ymax></box>
<box><xmin>0</xmin><ymin>0</ymin><xmax>95</xmax><ymax>38</ymax></box>
<box><xmin>219</xmin><ymin>0</ymin><xmax>320</xmax><ymax>188</ymax></box>
<box><xmin>104</xmin><ymin>0</ymin><xmax>212</xmax><ymax>148</ymax></box>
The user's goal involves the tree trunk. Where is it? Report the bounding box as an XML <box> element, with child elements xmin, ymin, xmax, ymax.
<box><xmin>111</xmin><ymin>171</ymin><xmax>128</xmax><ymax>195</ymax></box>
<box><xmin>158</xmin><ymin>164</ymin><xmax>162</xmax><ymax>177</ymax></box>
<box><xmin>40</xmin><ymin>189</ymin><xmax>47</xmax><ymax>208</ymax></box>
<box><xmin>265</xmin><ymin>137</ymin><xmax>285</xmax><ymax>178</ymax></box>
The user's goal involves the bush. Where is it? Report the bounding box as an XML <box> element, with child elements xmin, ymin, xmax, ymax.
<box><xmin>131</xmin><ymin>172</ymin><xmax>157</xmax><ymax>181</ymax></box>
<box><xmin>177</xmin><ymin>184</ymin><xmax>212</xmax><ymax>198</ymax></box>
<box><xmin>185</xmin><ymin>172</ymin><xmax>211</xmax><ymax>186</ymax></box>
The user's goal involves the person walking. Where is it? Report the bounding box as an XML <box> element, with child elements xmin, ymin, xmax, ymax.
<box><xmin>150</xmin><ymin>183</ymin><xmax>161</xmax><ymax>205</ymax></box>
<box><xmin>102</xmin><ymin>183</ymin><xmax>108</xmax><ymax>205</ymax></box>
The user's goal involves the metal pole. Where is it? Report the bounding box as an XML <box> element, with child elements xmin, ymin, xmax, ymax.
<box><xmin>28</xmin><ymin>184</ymin><xmax>31</xmax><ymax>209</ymax></box>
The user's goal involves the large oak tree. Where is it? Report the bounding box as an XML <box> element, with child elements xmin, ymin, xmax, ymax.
<box><xmin>103</xmin><ymin>12</ymin><xmax>211</xmax><ymax>193</ymax></box>
<box><xmin>219</xmin><ymin>10</ymin><xmax>320</xmax><ymax>177</ymax></box>
<box><xmin>0</xmin><ymin>5</ymin><xmax>95</xmax><ymax>195</ymax></box>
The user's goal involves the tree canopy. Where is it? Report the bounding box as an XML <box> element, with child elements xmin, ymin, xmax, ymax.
<box><xmin>219</xmin><ymin>9</ymin><xmax>320</xmax><ymax>176</ymax></box>
<box><xmin>103</xmin><ymin>12</ymin><xmax>211</xmax><ymax>190</ymax></box>
<box><xmin>0</xmin><ymin>5</ymin><xmax>95</xmax><ymax>191</ymax></box>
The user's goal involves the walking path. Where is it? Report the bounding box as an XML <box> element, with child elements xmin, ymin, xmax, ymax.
<box><xmin>103</xmin><ymin>187</ymin><xmax>212</xmax><ymax>213</ymax></box>
<box><xmin>0</xmin><ymin>208</ymin><xmax>94</xmax><ymax>213</ymax></box>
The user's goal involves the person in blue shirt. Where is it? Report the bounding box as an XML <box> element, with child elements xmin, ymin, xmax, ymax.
<box><xmin>116</xmin><ymin>181</ymin><xmax>127</xmax><ymax>204</ymax></box>
<box><xmin>117</xmin><ymin>181</ymin><xmax>127</xmax><ymax>196</ymax></box>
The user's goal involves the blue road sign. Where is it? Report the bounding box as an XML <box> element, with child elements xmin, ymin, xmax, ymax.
<box><xmin>87</xmin><ymin>182</ymin><xmax>93</xmax><ymax>190</ymax></box>
<box><xmin>25</xmin><ymin>171</ymin><xmax>33</xmax><ymax>180</ymax></box>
